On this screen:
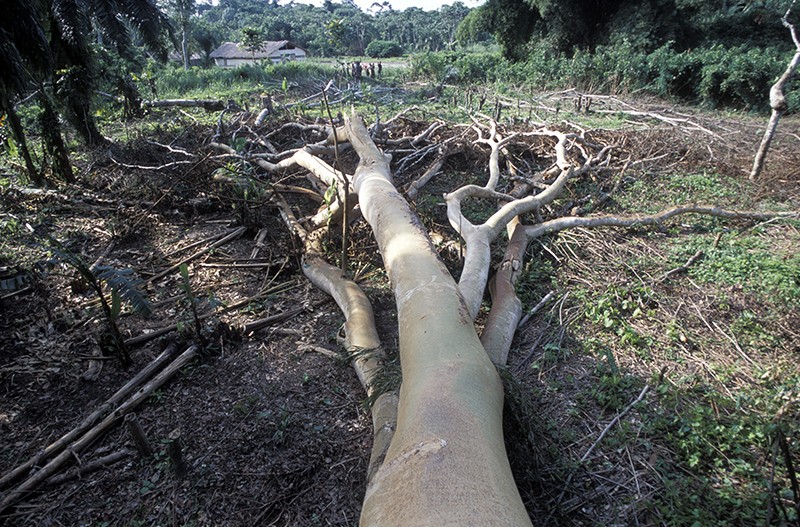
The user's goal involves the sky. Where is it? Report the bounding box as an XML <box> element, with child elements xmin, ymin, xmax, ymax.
<box><xmin>293</xmin><ymin>0</ymin><xmax>486</xmax><ymax>12</ymax></box>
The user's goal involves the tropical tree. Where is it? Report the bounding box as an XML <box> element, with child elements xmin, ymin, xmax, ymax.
<box><xmin>192</xmin><ymin>21</ymin><xmax>219</xmax><ymax>66</ymax></box>
<box><xmin>165</xmin><ymin>0</ymin><xmax>197</xmax><ymax>70</ymax></box>
<box><xmin>0</xmin><ymin>0</ymin><xmax>51</xmax><ymax>186</ymax></box>
<box><xmin>241</xmin><ymin>26</ymin><xmax>265</xmax><ymax>61</ymax></box>
<box><xmin>45</xmin><ymin>0</ymin><xmax>172</xmax><ymax>146</ymax></box>
<box><xmin>479</xmin><ymin>0</ymin><xmax>793</xmax><ymax>60</ymax></box>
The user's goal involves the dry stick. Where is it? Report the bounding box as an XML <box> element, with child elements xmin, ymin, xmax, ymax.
<box><xmin>659</xmin><ymin>249</ymin><xmax>703</xmax><ymax>282</ymax></box>
<box><xmin>405</xmin><ymin>149</ymin><xmax>452</xmax><ymax>200</ymax></box>
<box><xmin>164</xmin><ymin>229</ymin><xmax>232</xmax><ymax>259</ymax></box>
<box><xmin>197</xmin><ymin>262</ymin><xmax>284</xmax><ymax>269</ymax></box>
<box><xmin>321</xmin><ymin>80</ymin><xmax>349</xmax><ymax>275</ymax></box>
<box><xmin>545</xmin><ymin>384</ymin><xmax>650</xmax><ymax>525</ymax></box>
<box><xmin>778</xmin><ymin>428</ymin><xmax>800</xmax><ymax>523</ymax></box>
<box><xmin>125</xmin><ymin>414</ymin><xmax>154</xmax><ymax>458</ymax></box>
<box><xmin>751</xmin><ymin>0</ymin><xmax>800</xmax><ymax>180</ymax></box>
<box><xmin>0</xmin><ymin>342</ymin><xmax>179</xmax><ymax>491</ymax></box>
<box><xmin>44</xmin><ymin>449</ymin><xmax>133</xmax><ymax>487</ymax></box>
<box><xmin>124</xmin><ymin>282</ymin><xmax>301</xmax><ymax>348</ymax></box>
<box><xmin>518</xmin><ymin>291</ymin><xmax>555</xmax><ymax>328</ymax></box>
<box><xmin>713</xmin><ymin>321</ymin><xmax>755</xmax><ymax>366</ymax></box>
<box><xmin>108</xmin><ymin>154</ymin><xmax>195</xmax><ymax>171</ymax></box>
<box><xmin>765</xmin><ymin>437</ymin><xmax>780</xmax><ymax>527</ymax></box>
<box><xmin>0</xmin><ymin>345</ymin><xmax>199</xmax><ymax>514</ymax></box>
<box><xmin>250</xmin><ymin>228</ymin><xmax>269</xmax><ymax>259</ymax></box>
<box><xmin>581</xmin><ymin>384</ymin><xmax>650</xmax><ymax>463</ymax></box>
<box><xmin>240</xmin><ymin>307</ymin><xmax>306</xmax><ymax>335</ymax></box>
<box><xmin>146</xmin><ymin>226</ymin><xmax>247</xmax><ymax>284</ymax></box>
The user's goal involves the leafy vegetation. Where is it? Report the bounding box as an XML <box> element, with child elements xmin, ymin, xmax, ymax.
<box><xmin>0</xmin><ymin>1</ymin><xmax>799</xmax><ymax>525</ymax></box>
<box><xmin>365</xmin><ymin>40</ymin><xmax>404</xmax><ymax>58</ymax></box>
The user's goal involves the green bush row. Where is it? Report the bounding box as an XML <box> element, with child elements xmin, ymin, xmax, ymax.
<box><xmin>365</xmin><ymin>40</ymin><xmax>404</xmax><ymax>58</ymax></box>
<box><xmin>148</xmin><ymin>61</ymin><xmax>336</xmax><ymax>98</ymax></box>
<box><xmin>410</xmin><ymin>42</ymin><xmax>798</xmax><ymax>112</ymax></box>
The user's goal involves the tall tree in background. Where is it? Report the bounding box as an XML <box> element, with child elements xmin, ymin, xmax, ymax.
<box><xmin>167</xmin><ymin>0</ymin><xmax>197</xmax><ymax>70</ymax></box>
<box><xmin>47</xmin><ymin>0</ymin><xmax>172</xmax><ymax>146</ymax></box>
<box><xmin>0</xmin><ymin>0</ymin><xmax>51</xmax><ymax>186</ymax></box>
<box><xmin>241</xmin><ymin>26</ymin><xmax>265</xmax><ymax>61</ymax></box>
<box><xmin>478</xmin><ymin>0</ymin><xmax>792</xmax><ymax>60</ymax></box>
<box><xmin>193</xmin><ymin>21</ymin><xmax>219</xmax><ymax>66</ymax></box>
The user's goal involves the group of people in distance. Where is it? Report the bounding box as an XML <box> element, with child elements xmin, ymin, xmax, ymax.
<box><xmin>349</xmin><ymin>61</ymin><xmax>382</xmax><ymax>80</ymax></box>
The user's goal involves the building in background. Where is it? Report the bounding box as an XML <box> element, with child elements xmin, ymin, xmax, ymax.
<box><xmin>210</xmin><ymin>41</ymin><xmax>307</xmax><ymax>67</ymax></box>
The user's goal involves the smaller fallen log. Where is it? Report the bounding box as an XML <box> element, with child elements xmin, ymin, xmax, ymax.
<box><xmin>0</xmin><ymin>343</ymin><xmax>180</xmax><ymax>491</ymax></box>
<box><xmin>44</xmin><ymin>449</ymin><xmax>133</xmax><ymax>487</ymax></box>
<box><xmin>0</xmin><ymin>345</ymin><xmax>199</xmax><ymax>514</ymax></box>
<box><xmin>144</xmin><ymin>99</ymin><xmax>227</xmax><ymax>111</ymax></box>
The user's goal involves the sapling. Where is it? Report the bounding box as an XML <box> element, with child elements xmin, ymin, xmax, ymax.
<box><xmin>45</xmin><ymin>238</ymin><xmax>151</xmax><ymax>366</ymax></box>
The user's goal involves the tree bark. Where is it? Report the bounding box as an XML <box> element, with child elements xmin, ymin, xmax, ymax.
<box><xmin>750</xmin><ymin>3</ymin><xmax>800</xmax><ymax>181</ymax></box>
<box><xmin>344</xmin><ymin>113</ymin><xmax>532</xmax><ymax>527</ymax></box>
<box><xmin>37</xmin><ymin>89</ymin><xmax>74</xmax><ymax>184</ymax></box>
<box><xmin>0</xmin><ymin>96</ymin><xmax>45</xmax><ymax>187</ymax></box>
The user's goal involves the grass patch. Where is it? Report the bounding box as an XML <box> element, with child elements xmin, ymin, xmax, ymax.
<box><xmin>671</xmin><ymin>232</ymin><xmax>800</xmax><ymax>306</ymax></box>
<box><xmin>616</xmin><ymin>170</ymin><xmax>746</xmax><ymax>213</ymax></box>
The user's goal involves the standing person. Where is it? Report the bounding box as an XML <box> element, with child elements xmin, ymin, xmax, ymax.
<box><xmin>377</xmin><ymin>61</ymin><xmax>383</xmax><ymax>78</ymax></box>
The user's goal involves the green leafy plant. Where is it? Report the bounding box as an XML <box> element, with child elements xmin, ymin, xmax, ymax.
<box><xmin>365</xmin><ymin>40</ymin><xmax>403</xmax><ymax>58</ymax></box>
<box><xmin>179</xmin><ymin>263</ymin><xmax>203</xmax><ymax>342</ymax></box>
<box><xmin>46</xmin><ymin>239</ymin><xmax>150</xmax><ymax>365</ymax></box>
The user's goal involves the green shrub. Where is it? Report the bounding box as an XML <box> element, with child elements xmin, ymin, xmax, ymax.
<box><xmin>365</xmin><ymin>40</ymin><xmax>404</xmax><ymax>58</ymax></box>
<box><xmin>147</xmin><ymin>61</ymin><xmax>334</xmax><ymax>99</ymax></box>
<box><xmin>409</xmin><ymin>51</ymin><xmax>460</xmax><ymax>82</ymax></box>
<box><xmin>648</xmin><ymin>44</ymin><xmax>703</xmax><ymax>99</ymax></box>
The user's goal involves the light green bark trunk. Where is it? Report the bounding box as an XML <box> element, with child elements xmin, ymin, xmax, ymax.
<box><xmin>345</xmin><ymin>114</ymin><xmax>532</xmax><ymax>527</ymax></box>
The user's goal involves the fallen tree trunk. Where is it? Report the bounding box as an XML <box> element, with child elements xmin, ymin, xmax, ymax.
<box><xmin>144</xmin><ymin>99</ymin><xmax>226</xmax><ymax>111</ymax></box>
<box><xmin>208</xmin><ymin>110</ymin><xmax>798</xmax><ymax>526</ymax></box>
<box><xmin>0</xmin><ymin>345</ymin><xmax>199</xmax><ymax>514</ymax></box>
<box><xmin>344</xmin><ymin>113</ymin><xmax>532</xmax><ymax>526</ymax></box>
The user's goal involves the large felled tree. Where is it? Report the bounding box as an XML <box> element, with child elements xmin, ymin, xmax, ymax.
<box><xmin>212</xmin><ymin>108</ymin><xmax>797</xmax><ymax>525</ymax></box>
<box><xmin>47</xmin><ymin>0</ymin><xmax>171</xmax><ymax>146</ymax></box>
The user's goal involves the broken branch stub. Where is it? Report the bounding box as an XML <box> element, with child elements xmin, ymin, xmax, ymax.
<box><xmin>344</xmin><ymin>113</ymin><xmax>532</xmax><ymax>527</ymax></box>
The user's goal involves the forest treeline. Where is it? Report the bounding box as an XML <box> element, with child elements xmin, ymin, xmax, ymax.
<box><xmin>189</xmin><ymin>0</ymin><xmax>797</xmax><ymax>110</ymax></box>
<box><xmin>0</xmin><ymin>0</ymin><xmax>798</xmax><ymax>186</ymax></box>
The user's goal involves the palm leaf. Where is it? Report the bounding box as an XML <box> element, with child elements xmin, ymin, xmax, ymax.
<box><xmin>117</xmin><ymin>0</ymin><xmax>174</xmax><ymax>59</ymax></box>
<box><xmin>0</xmin><ymin>0</ymin><xmax>52</xmax><ymax>95</ymax></box>
<box><xmin>95</xmin><ymin>265</ymin><xmax>152</xmax><ymax>316</ymax></box>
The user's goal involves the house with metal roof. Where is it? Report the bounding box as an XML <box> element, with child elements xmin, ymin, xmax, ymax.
<box><xmin>209</xmin><ymin>41</ymin><xmax>307</xmax><ymax>68</ymax></box>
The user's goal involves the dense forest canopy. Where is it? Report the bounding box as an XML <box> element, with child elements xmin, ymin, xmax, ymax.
<box><xmin>473</xmin><ymin>0</ymin><xmax>795</xmax><ymax>59</ymax></box>
<box><xmin>189</xmin><ymin>0</ymin><xmax>472</xmax><ymax>56</ymax></box>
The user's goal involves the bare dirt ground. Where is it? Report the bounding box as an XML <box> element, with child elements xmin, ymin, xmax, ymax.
<box><xmin>1</xmin><ymin>92</ymin><xmax>798</xmax><ymax>526</ymax></box>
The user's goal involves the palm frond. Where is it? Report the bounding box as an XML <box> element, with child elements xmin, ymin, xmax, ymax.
<box><xmin>50</xmin><ymin>0</ymin><xmax>92</xmax><ymax>68</ymax></box>
<box><xmin>0</xmin><ymin>31</ymin><xmax>28</xmax><ymax>95</ymax></box>
<box><xmin>122</xmin><ymin>0</ymin><xmax>175</xmax><ymax>60</ymax></box>
<box><xmin>95</xmin><ymin>265</ymin><xmax>152</xmax><ymax>316</ymax></box>
<box><xmin>87</xmin><ymin>0</ymin><xmax>134</xmax><ymax>58</ymax></box>
<box><xmin>0</xmin><ymin>0</ymin><xmax>52</xmax><ymax>95</ymax></box>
